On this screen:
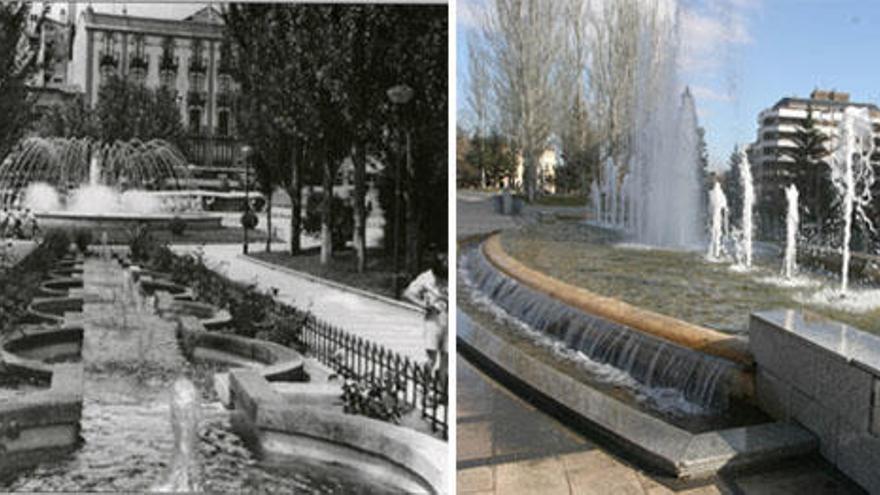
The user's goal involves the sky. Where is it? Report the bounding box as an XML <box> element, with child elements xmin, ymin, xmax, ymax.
<box><xmin>457</xmin><ymin>0</ymin><xmax>880</xmax><ymax>171</ymax></box>
<box><xmin>43</xmin><ymin>2</ymin><xmax>207</xmax><ymax>22</ymax></box>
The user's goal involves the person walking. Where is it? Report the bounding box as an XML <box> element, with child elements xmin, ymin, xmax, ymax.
<box><xmin>403</xmin><ymin>252</ymin><xmax>448</xmax><ymax>375</ymax></box>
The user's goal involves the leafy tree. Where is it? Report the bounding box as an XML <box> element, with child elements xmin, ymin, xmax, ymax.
<box><xmin>0</xmin><ymin>2</ymin><xmax>47</xmax><ymax>161</ymax></box>
<box><xmin>724</xmin><ymin>147</ymin><xmax>743</xmax><ymax>227</ymax></box>
<box><xmin>463</xmin><ymin>132</ymin><xmax>517</xmax><ymax>189</ymax></box>
<box><xmin>777</xmin><ymin>105</ymin><xmax>832</xmax><ymax>226</ymax></box>
<box><xmin>33</xmin><ymin>94</ymin><xmax>96</xmax><ymax>138</ymax></box>
<box><xmin>92</xmin><ymin>75</ymin><xmax>185</xmax><ymax>147</ymax></box>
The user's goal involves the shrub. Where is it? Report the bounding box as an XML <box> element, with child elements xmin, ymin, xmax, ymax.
<box><xmin>304</xmin><ymin>192</ymin><xmax>354</xmax><ymax>250</ymax></box>
<box><xmin>169</xmin><ymin>216</ymin><xmax>186</xmax><ymax>236</ymax></box>
<box><xmin>339</xmin><ymin>367</ymin><xmax>412</xmax><ymax>424</ymax></box>
<box><xmin>73</xmin><ymin>229</ymin><xmax>93</xmax><ymax>253</ymax></box>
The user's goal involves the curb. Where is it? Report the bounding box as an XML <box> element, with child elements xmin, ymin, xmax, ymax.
<box><xmin>240</xmin><ymin>254</ymin><xmax>425</xmax><ymax>315</ymax></box>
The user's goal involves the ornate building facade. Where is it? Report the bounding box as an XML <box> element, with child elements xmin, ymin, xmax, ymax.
<box><xmin>69</xmin><ymin>5</ymin><xmax>241</xmax><ymax>168</ymax></box>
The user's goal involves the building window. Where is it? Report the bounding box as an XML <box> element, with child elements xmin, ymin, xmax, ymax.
<box><xmin>159</xmin><ymin>37</ymin><xmax>178</xmax><ymax>89</ymax></box>
<box><xmin>99</xmin><ymin>32</ymin><xmax>119</xmax><ymax>80</ymax></box>
<box><xmin>218</xmin><ymin>110</ymin><xmax>230</xmax><ymax>137</ymax></box>
<box><xmin>189</xmin><ymin>108</ymin><xmax>202</xmax><ymax>134</ymax></box>
<box><xmin>129</xmin><ymin>34</ymin><xmax>148</xmax><ymax>83</ymax></box>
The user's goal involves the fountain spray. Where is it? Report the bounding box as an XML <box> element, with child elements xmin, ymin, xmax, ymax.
<box><xmin>782</xmin><ymin>184</ymin><xmax>799</xmax><ymax>279</ymax></box>
<box><xmin>738</xmin><ymin>148</ymin><xmax>755</xmax><ymax>268</ymax></box>
<box><xmin>707</xmin><ymin>182</ymin><xmax>729</xmax><ymax>260</ymax></box>
<box><xmin>830</xmin><ymin>107</ymin><xmax>876</xmax><ymax>293</ymax></box>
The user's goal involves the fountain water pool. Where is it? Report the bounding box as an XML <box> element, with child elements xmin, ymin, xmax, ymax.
<box><xmin>2</xmin><ymin>258</ymin><xmax>417</xmax><ymax>493</ymax></box>
<box><xmin>0</xmin><ymin>138</ymin><xmax>223</xmax><ymax>239</ymax></box>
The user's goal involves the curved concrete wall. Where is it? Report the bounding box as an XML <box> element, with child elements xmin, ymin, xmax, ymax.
<box><xmin>0</xmin><ymin>257</ymin><xmax>85</xmax><ymax>477</ymax></box>
<box><xmin>229</xmin><ymin>369</ymin><xmax>445</xmax><ymax>494</ymax></box>
<box><xmin>482</xmin><ymin>235</ymin><xmax>753</xmax><ymax>367</ymax></box>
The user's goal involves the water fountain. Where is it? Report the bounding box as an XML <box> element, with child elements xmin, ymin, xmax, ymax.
<box><xmin>782</xmin><ymin>185</ymin><xmax>799</xmax><ymax>280</ymax></box>
<box><xmin>737</xmin><ymin>148</ymin><xmax>755</xmax><ymax>269</ymax></box>
<box><xmin>0</xmin><ymin>137</ymin><xmax>222</xmax><ymax>237</ymax></box>
<box><xmin>829</xmin><ymin>107</ymin><xmax>876</xmax><ymax>293</ymax></box>
<box><xmin>707</xmin><ymin>182</ymin><xmax>729</xmax><ymax>261</ymax></box>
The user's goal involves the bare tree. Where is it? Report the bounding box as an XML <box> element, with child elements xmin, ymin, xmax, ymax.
<box><xmin>466</xmin><ymin>32</ymin><xmax>492</xmax><ymax>188</ymax></box>
<box><xmin>481</xmin><ymin>0</ymin><xmax>568</xmax><ymax>200</ymax></box>
<box><xmin>585</xmin><ymin>0</ymin><xmax>641</xmax><ymax>180</ymax></box>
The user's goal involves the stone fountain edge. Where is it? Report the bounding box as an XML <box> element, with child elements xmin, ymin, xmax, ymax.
<box><xmin>482</xmin><ymin>234</ymin><xmax>755</xmax><ymax>368</ymax></box>
<box><xmin>457</xmin><ymin>309</ymin><xmax>817</xmax><ymax>479</ymax></box>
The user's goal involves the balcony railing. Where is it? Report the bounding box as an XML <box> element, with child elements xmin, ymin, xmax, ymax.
<box><xmin>187</xmin><ymin>90</ymin><xmax>206</xmax><ymax>108</ymax></box>
<box><xmin>183</xmin><ymin>135</ymin><xmax>243</xmax><ymax>168</ymax></box>
<box><xmin>129</xmin><ymin>55</ymin><xmax>148</xmax><ymax>72</ymax></box>
<box><xmin>99</xmin><ymin>53</ymin><xmax>118</xmax><ymax>69</ymax></box>
<box><xmin>216</xmin><ymin>92</ymin><xmax>234</xmax><ymax>109</ymax></box>
<box><xmin>189</xmin><ymin>57</ymin><xmax>207</xmax><ymax>75</ymax></box>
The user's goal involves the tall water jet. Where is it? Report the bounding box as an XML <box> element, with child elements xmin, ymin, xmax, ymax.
<box><xmin>738</xmin><ymin>148</ymin><xmax>755</xmax><ymax>268</ymax></box>
<box><xmin>152</xmin><ymin>378</ymin><xmax>203</xmax><ymax>492</ymax></box>
<box><xmin>782</xmin><ymin>184</ymin><xmax>799</xmax><ymax>279</ymax></box>
<box><xmin>830</xmin><ymin>107</ymin><xmax>876</xmax><ymax>293</ymax></box>
<box><xmin>707</xmin><ymin>182</ymin><xmax>729</xmax><ymax>261</ymax></box>
<box><xmin>630</xmin><ymin>24</ymin><xmax>703</xmax><ymax>248</ymax></box>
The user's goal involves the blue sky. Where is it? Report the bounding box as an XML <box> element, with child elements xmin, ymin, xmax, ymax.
<box><xmin>457</xmin><ymin>0</ymin><xmax>880</xmax><ymax>171</ymax></box>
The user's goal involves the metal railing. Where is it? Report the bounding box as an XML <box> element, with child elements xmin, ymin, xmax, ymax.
<box><xmin>301</xmin><ymin>317</ymin><xmax>448</xmax><ymax>439</ymax></box>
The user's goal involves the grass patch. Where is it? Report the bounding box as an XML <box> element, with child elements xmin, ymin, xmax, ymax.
<box><xmin>249</xmin><ymin>247</ymin><xmax>399</xmax><ymax>299</ymax></box>
<box><xmin>149</xmin><ymin>227</ymin><xmax>271</xmax><ymax>245</ymax></box>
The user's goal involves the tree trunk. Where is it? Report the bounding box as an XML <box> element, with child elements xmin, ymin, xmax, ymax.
<box><xmin>320</xmin><ymin>146</ymin><xmax>333</xmax><ymax>265</ymax></box>
<box><xmin>404</xmin><ymin>131</ymin><xmax>419</xmax><ymax>276</ymax></box>
<box><xmin>287</xmin><ymin>140</ymin><xmax>302</xmax><ymax>255</ymax></box>
<box><xmin>352</xmin><ymin>141</ymin><xmax>367</xmax><ymax>273</ymax></box>
<box><xmin>265</xmin><ymin>189</ymin><xmax>273</xmax><ymax>252</ymax></box>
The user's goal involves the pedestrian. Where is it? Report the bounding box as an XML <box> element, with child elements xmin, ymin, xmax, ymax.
<box><xmin>403</xmin><ymin>251</ymin><xmax>448</xmax><ymax>375</ymax></box>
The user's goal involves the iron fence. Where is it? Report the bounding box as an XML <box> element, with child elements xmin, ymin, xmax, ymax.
<box><xmin>300</xmin><ymin>317</ymin><xmax>448</xmax><ymax>439</ymax></box>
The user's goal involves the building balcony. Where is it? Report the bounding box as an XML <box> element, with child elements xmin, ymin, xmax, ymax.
<box><xmin>99</xmin><ymin>53</ymin><xmax>118</xmax><ymax>70</ymax></box>
<box><xmin>216</xmin><ymin>91</ymin><xmax>234</xmax><ymax>109</ymax></box>
<box><xmin>189</xmin><ymin>58</ymin><xmax>207</xmax><ymax>75</ymax></box>
<box><xmin>129</xmin><ymin>55</ymin><xmax>148</xmax><ymax>72</ymax></box>
<box><xmin>187</xmin><ymin>90</ymin><xmax>206</xmax><ymax>108</ymax></box>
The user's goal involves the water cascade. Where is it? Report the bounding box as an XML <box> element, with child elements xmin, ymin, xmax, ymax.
<box><xmin>707</xmin><ymin>182</ymin><xmax>729</xmax><ymax>261</ymax></box>
<box><xmin>782</xmin><ymin>185</ymin><xmax>799</xmax><ymax>279</ymax></box>
<box><xmin>830</xmin><ymin>107</ymin><xmax>876</xmax><ymax>293</ymax></box>
<box><xmin>738</xmin><ymin>148</ymin><xmax>755</xmax><ymax>268</ymax></box>
<box><xmin>464</xmin><ymin>248</ymin><xmax>736</xmax><ymax>411</ymax></box>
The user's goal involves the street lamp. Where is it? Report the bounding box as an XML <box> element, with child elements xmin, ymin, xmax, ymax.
<box><xmin>241</xmin><ymin>144</ymin><xmax>252</xmax><ymax>254</ymax></box>
<box><xmin>386</xmin><ymin>84</ymin><xmax>413</xmax><ymax>298</ymax></box>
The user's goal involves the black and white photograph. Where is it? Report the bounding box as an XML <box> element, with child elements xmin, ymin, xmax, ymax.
<box><xmin>0</xmin><ymin>1</ymin><xmax>447</xmax><ymax>492</ymax></box>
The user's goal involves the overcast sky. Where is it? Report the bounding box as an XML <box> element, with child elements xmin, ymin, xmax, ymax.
<box><xmin>46</xmin><ymin>2</ymin><xmax>208</xmax><ymax>21</ymax></box>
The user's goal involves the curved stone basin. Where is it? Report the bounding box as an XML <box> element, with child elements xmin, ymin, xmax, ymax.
<box><xmin>0</xmin><ymin>257</ymin><xmax>85</xmax><ymax>479</ymax></box>
<box><xmin>37</xmin><ymin>211</ymin><xmax>223</xmax><ymax>243</ymax></box>
<box><xmin>127</xmin><ymin>264</ymin><xmax>444</xmax><ymax>493</ymax></box>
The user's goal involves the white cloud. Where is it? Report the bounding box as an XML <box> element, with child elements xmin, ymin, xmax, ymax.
<box><xmin>690</xmin><ymin>84</ymin><xmax>733</xmax><ymax>103</ymax></box>
<box><xmin>679</xmin><ymin>0</ymin><xmax>759</xmax><ymax>72</ymax></box>
<box><xmin>457</xmin><ymin>0</ymin><xmax>488</xmax><ymax>31</ymax></box>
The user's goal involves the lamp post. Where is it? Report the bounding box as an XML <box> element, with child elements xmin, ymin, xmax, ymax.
<box><xmin>241</xmin><ymin>144</ymin><xmax>252</xmax><ymax>254</ymax></box>
<box><xmin>386</xmin><ymin>84</ymin><xmax>414</xmax><ymax>297</ymax></box>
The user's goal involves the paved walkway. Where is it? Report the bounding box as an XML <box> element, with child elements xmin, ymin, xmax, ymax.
<box><xmin>457</xmin><ymin>354</ymin><xmax>862</xmax><ymax>495</ymax></box>
<box><xmin>171</xmin><ymin>243</ymin><xmax>427</xmax><ymax>363</ymax></box>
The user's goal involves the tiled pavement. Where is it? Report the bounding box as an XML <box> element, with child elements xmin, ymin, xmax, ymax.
<box><xmin>456</xmin><ymin>355</ymin><xmax>863</xmax><ymax>495</ymax></box>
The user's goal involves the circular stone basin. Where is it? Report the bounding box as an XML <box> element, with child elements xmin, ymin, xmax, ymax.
<box><xmin>36</xmin><ymin>211</ymin><xmax>223</xmax><ymax>237</ymax></box>
<box><xmin>500</xmin><ymin>222</ymin><xmax>880</xmax><ymax>335</ymax></box>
